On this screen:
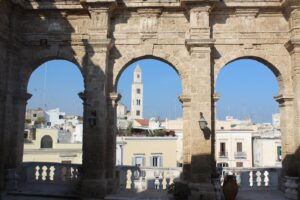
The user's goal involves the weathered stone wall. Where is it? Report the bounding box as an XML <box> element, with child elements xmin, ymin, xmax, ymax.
<box><xmin>0</xmin><ymin>0</ymin><xmax>299</xmax><ymax>199</ymax></box>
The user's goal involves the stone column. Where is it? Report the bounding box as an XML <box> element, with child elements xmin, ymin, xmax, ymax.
<box><xmin>285</xmin><ymin>38</ymin><xmax>300</xmax><ymax>177</ymax></box>
<box><xmin>80</xmin><ymin>1</ymin><xmax>115</xmax><ymax>198</ymax></box>
<box><xmin>179</xmin><ymin>95</ymin><xmax>192</xmax><ymax>181</ymax></box>
<box><xmin>0</xmin><ymin>92</ymin><xmax>6</xmax><ymax>191</ymax></box>
<box><xmin>2</xmin><ymin>91</ymin><xmax>31</xmax><ymax>190</ymax></box>
<box><xmin>274</xmin><ymin>95</ymin><xmax>294</xmax><ymax>176</ymax></box>
<box><xmin>184</xmin><ymin>2</ymin><xmax>217</xmax><ymax>199</ymax></box>
<box><xmin>80</xmin><ymin>39</ymin><xmax>112</xmax><ymax>198</ymax></box>
<box><xmin>106</xmin><ymin>92</ymin><xmax>121</xmax><ymax>193</ymax></box>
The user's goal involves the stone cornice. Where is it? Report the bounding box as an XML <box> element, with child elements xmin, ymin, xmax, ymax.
<box><xmin>108</xmin><ymin>92</ymin><xmax>121</xmax><ymax>106</ymax></box>
<box><xmin>179</xmin><ymin>95</ymin><xmax>191</xmax><ymax>107</ymax></box>
<box><xmin>13</xmin><ymin>92</ymin><xmax>32</xmax><ymax>104</ymax></box>
<box><xmin>213</xmin><ymin>93</ymin><xmax>220</xmax><ymax>103</ymax></box>
<box><xmin>185</xmin><ymin>38</ymin><xmax>215</xmax><ymax>54</ymax></box>
<box><xmin>274</xmin><ymin>94</ymin><xmax>294</xmax><ymax>107</ymax></box>
<box><xmin>284</xmin><ymin>39</ymin><xmax>300</xmax><ymax>55</ymax></box>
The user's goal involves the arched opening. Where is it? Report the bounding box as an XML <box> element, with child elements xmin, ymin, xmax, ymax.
<box><xmin>215</xmin><ymin>58</ymin><xmax>281</xmax><ymax>170</ymax></box>
<box><xmin>115</xmin><ymin>58</ymin><xmax>182</xmax><ymax>190</ymax></box>
<box><xmin>40</xmin><ymin>135</ymin><xmax>53</xmax><ymax>148</ymax></box>
<box><xmin>24</xmin><ymin>59</ymin><xmax>84</xmax><ymax>164</ymax></box>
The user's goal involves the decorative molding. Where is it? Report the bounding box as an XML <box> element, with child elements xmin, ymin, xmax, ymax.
<box><xmin>185</xmin><ymin>39</ymin><xmax>215</xmax><ymax>57</ymax></box>
<box><xmin>213</xmin><ymin>93</ymin><xmax>220</xmax><ymax>103</ymax></box>
<box><xmin>13</xmin><ymin>93</ymin><xmax>32</xmax><ymax>104</ymax></box>
<box><xmin>284</xmin><ymin>39</ymin><xmax>300</xmax><ymax>55</ymax></box>
<box><xmin>108</xmin><ymin>92</ymin><xmax>121</xmax><ymax>107</ymax></box>
<box><xmin>274</xmin><ymin>94</ymin><xmax>294</xmax><ymax>107</ymax></box>
<box><xmin>138</xmin><ymin>9</ymin><xmax>162</xmax><ymax>39</ymax></box>
<box><xmin>179</xmin><ymin>95</ymin><xmax>191</xmax><ymax>107</ymax></box>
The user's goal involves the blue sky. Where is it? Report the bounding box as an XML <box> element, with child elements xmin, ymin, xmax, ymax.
<box><xmin>27</xmin><ymin>58</ymin><xmax>279</xmax><ymax>122</ymax></box>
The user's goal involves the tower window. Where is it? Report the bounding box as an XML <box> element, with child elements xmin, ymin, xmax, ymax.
<box><xmin>137</xmin><ymin>89</ymin><xmax>141</xmax><ymax>94</ymax></box>
<box><xmin>136</xmin><ymin>99</ymin><xmax>140</xmax><ymax>105</ymax></box>
<box><xmin>137</xmin><ymin>74</ymin><xmax>140</xmax><ymax>78</ymax></box>
<box><xmin>136</xmin><ymin>110</ymin><xmax>140</xmax><ymax>116</ymax></box>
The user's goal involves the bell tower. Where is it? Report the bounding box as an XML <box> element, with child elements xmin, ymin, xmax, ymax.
<box><xmin>131</xmin><ymin>64</ymin><xmax>143</xmax><ymax>119</ymax></box>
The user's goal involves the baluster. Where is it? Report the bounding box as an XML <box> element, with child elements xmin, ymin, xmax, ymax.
<box><xmin>126</xmin><ymin>169</ymin><xmax>132</xmax><ymax>189</ymax></box>
<box><xmin>249</xmin><ymin>171</ymin><xmax>253</xmax><ymax>187</ymax></box>
<box><xmin>169</xmin><ymin>173</ymin><xmax>174</xmax><ymax>186</ymax></box>
<box><xmin>61</xmin><ymin>166</ymin><xmax>67</xmax><ymax>182</ymax></box>
<box><xmin>49</xmin><ymin>166</ymin><xmax>55</xmax><ymax>181</ymax></box>
<box><xmin>162</xmin><ymin>172</ymin><xmax>167</xmax><ymax>190</ymax></box>
<box><xmin>264</xmin><ymin>170</ymin><xmax>269</xmax><ymax>186</ymax></box>
<box><xmin>45</xmin><ymin>165</ymin><xmax>51</xmax><ymax>181</ymax></box>
<box><xmin>35</xmin><ymin>165</ymin><xmax>40</xmax><ymax>181</ymax></box>
<box><xmin>256</xmin><ymin>171</ymin><xmax>262</xmax><ymax>187</ymax></box>
<box><xmin>41</xmin><ymin>166</ymin><xmax>47</xmax><ymax>181</ymax></box>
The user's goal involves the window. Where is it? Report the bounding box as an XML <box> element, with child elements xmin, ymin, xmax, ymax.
<box><xmin>220</xmin><ymin>142</ymin><xmax>226</xmax><ymax>156</ymax></box>
<box><xmin>237</xmin><ymin>142</ymin><xmax>243</xmax><ymax>152</ymax></box>
<box><xmin>33</xmin><ymin>113</ymin><xmax>37</xmax><ymax>117</ymax></box>
<box><xmin>136</xmin><ymin>110</ymin><xmax>140</xmax><ymax>116</ymax></box>
<box><xmin>137</xmin><ymin>89</ymin><xmax>141</xmax><ymax>94</ymax></box>
<box><xmin>136</xmin><ymin>99</ymin><xmax>140</xmax><ymax>105</ymax></box>
<box><xmin>137</xmin><ymin>74</ymin><xmax>140</xmax><ymax>78</ymax></box>
<box><xmin>236</xmin><ymin>162</ymin><xmax>243</xmax><ymax>167</ymax></box>
<box><xmin>277</xmin><ymin>146</ymin><xmax>282</xmax><ymax>161</ymax></box>
<box><xmin>132</xmin><ymin>155</ymin><xmax>145</xmax><ymax>167</ymax></box>
<box><xmin>150</xmin><ymin>155</ymin><xmax>163</xmax><ymax>167</ymax></box>
<box><xmin>217</xmin><ymin>162</ymin><xmax>228</xmax><ymax>168</ymax></box>
<box><xmin>40</xmin><ymin>135</ymin><xmax>53</xmax><ymax>148</ymax></box>
<box><xmin>59</xmin><ymin>115</ymin><xmax>64</xmax><ymax>119</ymax></box>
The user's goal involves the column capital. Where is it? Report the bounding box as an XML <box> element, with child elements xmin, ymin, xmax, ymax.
<box><xmin>13</xmin><ymin>92</ymin><xmax>32</xmax><ymax>105</ymax></box>
<box><xmin>82</xmin><ymin>38</ymin><xmax>113</xmax><ymax>53</ymax></box>
<box><xmin>213</xmin><ymin>93</ymin><xmax>220</xmax><ymax>103</ymax></box>
<box><xmin>285</xmin><ymin>39</ymin><xmax>300</xmax><ymax>55</ymax></box>
<box><xmin>185</xmin><ymin>39</ymin><xmax>215</xmax><ymax>57</ymax></box>
<box><xmin>274</xmin><ymin>94</ymin><xmax>294</xmax><ymax>107</ymax></box>
<box><xmin>108</xmin><ymin>92</ymin><xmax>121</xmax><ymax>107</ymax></box>
<box><xmin>179</xmin><ymin>95</ymin><xmax>191</xmax><ymax>107</ymax></box>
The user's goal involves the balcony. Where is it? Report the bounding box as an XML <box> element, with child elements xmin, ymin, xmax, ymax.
<box><xmin>235</xmin><ymin>151</ymin><xmax>247</xmax><ymax>159</ymax></box>
<box><xmin>219</xmin><ymin>151</ymin><xmax>228</xmax><ymax>158</ymax></box>
<box><xmin>0</xmin><ymin>162</ymin><xmax>295</xmax><ymax>200</ymax></box>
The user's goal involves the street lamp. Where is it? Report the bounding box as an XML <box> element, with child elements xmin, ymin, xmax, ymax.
<box><xmin>198</xmin><ymin>112</ymin><xmax>208</xmax><ymax>130</ymax></box>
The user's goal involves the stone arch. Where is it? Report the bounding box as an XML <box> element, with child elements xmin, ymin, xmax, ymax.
<box><xmin>214</xmin><ymin>50</ymin><xmax>287</xmax><ymax>94</ymax></box>
<box><xmin>112</xmin><ymin>48</ymin><xmax>186</xmax><ymax>91</ymax></box>
<box><xmin>40</xmin><ymin>135</ymin><xmax>53</xmax><ymax>148</ymax></box>
<box><xmin>22</xmin><ymin>48</ymin><xmax>84</xmax><ymax>90</ymax></box>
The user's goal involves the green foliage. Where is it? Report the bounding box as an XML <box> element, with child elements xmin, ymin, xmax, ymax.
<box><xmin>25</xmin><ymin>119</ymin><xmax>31</xmax><ymax>124</ymax></box>
<box><xmin>35</xmin><ymin>117</ymin><xmax>45</xmax><ymax>125</ymax></box>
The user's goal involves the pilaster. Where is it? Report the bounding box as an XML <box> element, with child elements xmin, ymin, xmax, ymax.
<box><xmin>284</xmin><ymin>38</ymin><xmax>300</xmax><ymax>177</ymax></box>
<box><xmin>80</xmin><ymin>35</ymin><xmax>113</xmax><ymax>198</ymax></box>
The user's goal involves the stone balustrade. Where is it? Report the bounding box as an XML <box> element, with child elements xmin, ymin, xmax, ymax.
<box><xmin>220</xmin><ymin>167</ymin><xmax>281</xmax><ymax>191</ymax></box>
<box><xmin>21</xmin><ymin>162</ymin><xmax>81</xmax><ymax>184</ymax></box>
<box><xmin>116</xmin><ymin>165</ymin><xmax>182</xmax><ymax>192</ymax></box>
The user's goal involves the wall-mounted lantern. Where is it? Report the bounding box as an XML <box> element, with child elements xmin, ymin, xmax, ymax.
<box><xmin>88</xmin><ymin>111</ymin><xmax>97</xmax><ymax>128</ymax></box>
<box><xmin>198</xmin><ymin>112</ymin><xmax>208</xmax><ymax>130</ymax></box>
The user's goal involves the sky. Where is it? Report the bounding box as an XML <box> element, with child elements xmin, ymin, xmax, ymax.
<box><xmin>27</xmin><ymin>58</ymin><xmax>279</xmax><ymax>122</ymax></box>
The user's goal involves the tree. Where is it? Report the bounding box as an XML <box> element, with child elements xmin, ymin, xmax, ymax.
<box><xmin>35</xmin><ymin>117</ymin><xmax>45</xmax><ymax>125</ymax></box>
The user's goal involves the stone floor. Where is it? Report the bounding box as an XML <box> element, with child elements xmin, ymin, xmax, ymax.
<box><xmin>2</xmin><ymin>190</ymin><xmax>287</xmax><ymax>200</ymax></box>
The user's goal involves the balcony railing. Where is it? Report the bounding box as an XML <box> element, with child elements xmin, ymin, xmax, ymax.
<box><xmin>234</xmin><ymin>151</ymin><xmax>247</xmax><ymax>159</ymax></box>
<box><xmin>220</xmin><ymin>167</ymin><xmax>281</xmax><ymax>191</ymax></box>
<box><xmin>219</xmin><ymin>152</ymin><xmax>228</xmax><ymax>158</ymax></box>
<box><xmin>13</xmin><ymin>162</ymin><xmax>81</xmax><ymax>197</ymax></box>
<box><xmin>116</xmin><ymin>166</ymin><xmax>182</xmax><ymax>191</ymax></box>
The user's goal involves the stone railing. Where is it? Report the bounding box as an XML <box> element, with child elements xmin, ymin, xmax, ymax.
<box><xmin>21</xmin><ymin>162</ymin><xmax>81</xmax><ymax>184</ymax></box>
<box><xmin>220</xmin><ymin>167</ymin><xmax>281</xmax><ymax>191</ymax></box>
<box><xmin>116</xmin><ymin>166</ymin><xmax>182</xmax><ymax>192</ymax></box>
<box><xmin>234</xmin><ymin>152</ymin><xmax>247</xmax><ymax>159</ymax></box>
